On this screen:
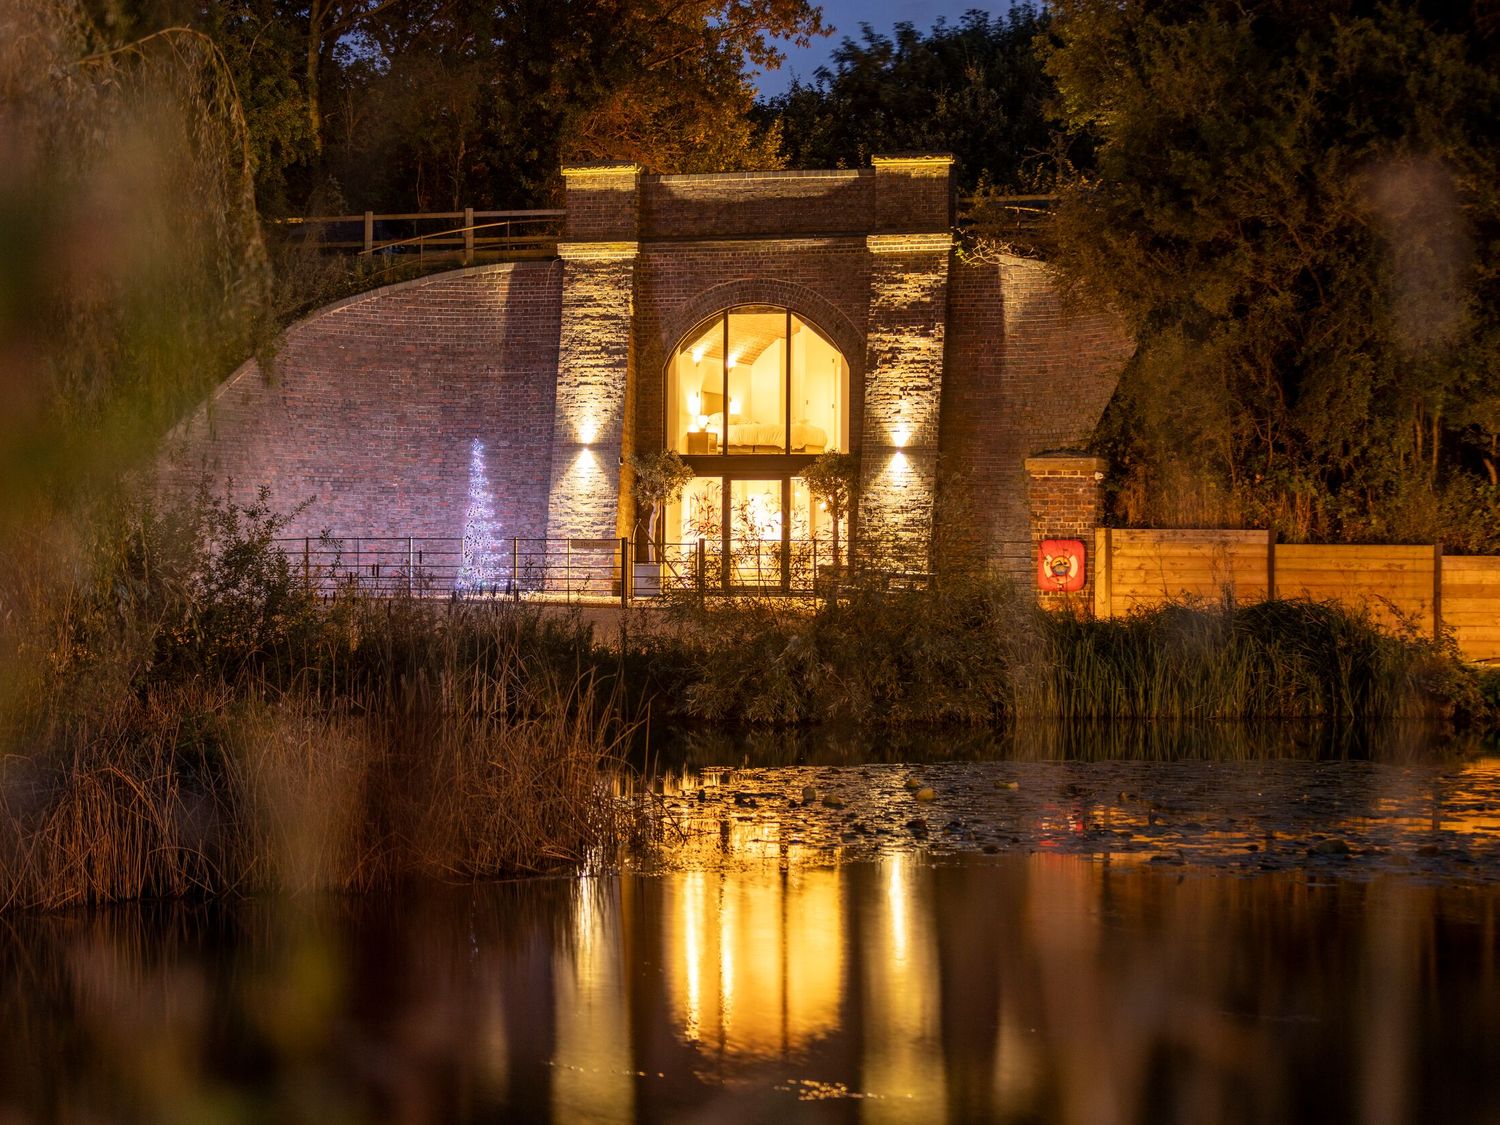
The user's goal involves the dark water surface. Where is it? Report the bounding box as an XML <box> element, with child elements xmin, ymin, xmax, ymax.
<box><xmin>3</xmin><ymin>730</ymin><xmax>1499</xmax><ymax>1124</ymax></box>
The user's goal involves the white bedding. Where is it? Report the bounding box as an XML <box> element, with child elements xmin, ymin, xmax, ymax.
<box><xmin>712</xmin><ymin>415</ymin><xmax>827</xmax><ymax>451</ymax></box>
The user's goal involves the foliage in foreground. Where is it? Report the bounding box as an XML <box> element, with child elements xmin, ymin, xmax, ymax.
<box><xmin>642</xmin><ymin>578</ymin><xmax>1488</xmax><ymax>728</ymax></box>
<box><xmin>0</xmin><ymin>492</ymin><xmax>632</xmax><ymax>912</ymax></box>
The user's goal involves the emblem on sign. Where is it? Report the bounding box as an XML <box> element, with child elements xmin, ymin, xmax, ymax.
<box><xmin>1038</xmin><ymin>539</ymin><xmax>1086</xmax><ymax>593</ymax></box>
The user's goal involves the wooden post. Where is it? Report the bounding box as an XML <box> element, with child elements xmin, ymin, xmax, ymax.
<box><xmin>1267</xmin><ymin>528</ymin><xmax>1277</xmax><ymax>602</ymax></box>
<box><xmin>363</xmin><ymin>211</ymin><xmax>374</xmax><ymax>253</ymax></box>
<box><xmin>1433</xmin><ymin>543</ymin><xmax>1443</xmax><ymax>642</ymax></box>
<box><xmin>620</xmin><ymin>536</ymin><xmax>631</xmax><ymax>605</ymax></box>
<box><xmin>463</xmin><ymin>207</ymin><xmax>475</xmax><ymax>264</ymax></box>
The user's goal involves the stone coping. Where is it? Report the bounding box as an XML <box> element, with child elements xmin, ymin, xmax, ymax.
<box><xmin>1024</xmin><ymin>453</ymin><xmax>1108</xmax><ymax>474</ymax></box>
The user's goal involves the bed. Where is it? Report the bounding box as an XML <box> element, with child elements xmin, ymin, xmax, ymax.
<box><xmin>709</xmin><ymin>415</ymin><xmax>828</xmax><ymax>453</ymax></box>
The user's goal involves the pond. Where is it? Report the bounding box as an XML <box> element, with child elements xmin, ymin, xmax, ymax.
<box><xmin>2</xmin><ymin>726</ymin><xmax>1498</xmax><ymax>1123</ymax></box>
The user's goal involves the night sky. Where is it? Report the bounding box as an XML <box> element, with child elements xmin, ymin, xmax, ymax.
<box><xmin>753</xmin><ymin>1</ymin><xmax>1018</xmax><ymax>97</ymax></box>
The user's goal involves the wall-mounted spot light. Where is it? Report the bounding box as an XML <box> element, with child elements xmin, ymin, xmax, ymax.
<box><xmin>579</xmin><ymin>419</ymin><xmax>598</xmax><ymax>445</ymax></box>
<box><xmin>892</xmin><ymin>424</ymin><xmax>911</xmax><ymax>448</ymax></box>
<box><xmin>891</xmin><ymin>450</ymin><xmax>910</xmax><ymax>473</ymax></box>
<box><xmin>692</xmin><ymin>345</ymin><xmax>706</xmax><ymax>364</ymax></box>
<box><xmin>729</xmin><ymin>398</ymin><xmax>741</xmax><ymax>417</ymax></box>
<box><xmin>727</xmin><ymin>353</ymin><xmax>740</xmax><ymax>369</ymax></box>
<box><xmin>688</xmin><ymin>392</ymin><xmax>701</xmax><ymax>415</ymax></box>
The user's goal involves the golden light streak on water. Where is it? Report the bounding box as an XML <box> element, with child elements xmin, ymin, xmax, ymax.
<box><xmin>863</xmin><ymin>854</ymin><xmax>947</xmax><ymax>1123</ymax></box>
<box><xmin>552</xmin><ymin>877</ymin><xmax>632</xmax><ymax>1125</ymax></box>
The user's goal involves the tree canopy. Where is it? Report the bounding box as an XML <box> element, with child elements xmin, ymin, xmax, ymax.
<box><xmin>1045</xmin><ymin>0</ymin><xmax>1500</xmax><ymax>548</ymax></box>
<box><xmin>88</xmin><ymin>0</ymin><xmax>825</xmax><ymax>214</ymax></box>
<box><xmin>758</xmin><ymin>5</ymin><xmax>1065</xmax><ymax>192</ymax></box>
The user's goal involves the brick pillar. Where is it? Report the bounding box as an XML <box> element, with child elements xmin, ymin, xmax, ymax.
<box><xmin>546</xmin><ymin>164</ymin><xmax>640</xmax><ymax>548</ymax></box>
<box><xmin>857</xmin><ymin>153</ymin><xmax>954</xmax><ymax>572</ymax></box>
<box><xmin>1025</xmin><ymin>453</ymin><xmax>1107</xmax><ymax>611</ymax></box>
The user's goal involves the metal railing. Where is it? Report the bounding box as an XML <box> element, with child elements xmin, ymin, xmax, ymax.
<box><xmin>272</xmin><ymin>535</ymin><xmax>855</xmax><ymax>602</ymax></box>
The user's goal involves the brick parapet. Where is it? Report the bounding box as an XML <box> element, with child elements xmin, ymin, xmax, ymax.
<box><xmin>640</xmin><ymin>170</ymin><xmax>872</xmax><ymax>240</ymax></box>
<box><xmin>562</xmin><ymin>163</ymin><xmax>641</xmax><ymax>243</ymax></box>
<box><xmin>1025</xmin><ymin>454</ymin><xmax>1107</xmax><ymax>611</ymax></box>
<box><xmin>871</xmin><ymin>153</ymin><xmax>954</xmax><ymax>235</ymax></box>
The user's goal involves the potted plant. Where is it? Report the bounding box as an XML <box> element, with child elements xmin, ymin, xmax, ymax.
<box><xmin>627</xmin><ymin>449</ymin><xmax>693</xmax><ymax>595</ymax></box>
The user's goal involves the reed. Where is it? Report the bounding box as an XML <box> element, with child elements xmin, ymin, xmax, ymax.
<box><xmin>0</xmin><ymin>495</ymin><xmax>635</xmax><ymax>912</ymax></box>
<box><xmin>643</xmin><ymin>577</ymin><xmax>1488</xmax><ymax>728</ymax></box>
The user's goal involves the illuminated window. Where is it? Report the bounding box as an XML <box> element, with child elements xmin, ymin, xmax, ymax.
<box><xmin>667</xmin><ymin>308</ymin><xmax>848</xmax><ymax>456</ymax></box>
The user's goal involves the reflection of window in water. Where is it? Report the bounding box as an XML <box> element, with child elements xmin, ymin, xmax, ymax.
<box><xmin>667</xmin><ymin>307</ymin><xmax>849</xmax><ymax>456</ymax></box>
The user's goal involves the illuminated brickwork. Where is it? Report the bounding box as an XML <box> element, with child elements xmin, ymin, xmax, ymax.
<box><xmin>1025</xmin><ymin>454</ymin><xmax>1108</xmax><ymax>610</ymax></box>
<box><xmin>857</xmin><ymin>233</ymin><xmax>952</xmax><ymax>569</ymax></box>
<box><xmin>164</xmin><ymin>263</ymin><xmax>562</xmax><ymax>544</ymax></box>
<box><xmin>938</xmin><ymin>254</ymin><xmax>1131</xmax><ymax>581</ymax></box>
<box><xmin>546</xmin><ymin>165</ymin><xmax>641</xmax><ymax>543</ymax></box>
<box><xmin>172</xmin><ymin>156</ymin><xmax>1134</xmax><ymax>587</ymax></box>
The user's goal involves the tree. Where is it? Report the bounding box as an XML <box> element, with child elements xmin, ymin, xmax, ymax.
<box><xmin>801</xmin><ymin>451</ymin><xmax>858</xmax><ymax>571</ymax></box>
<box><xmin>629</xmin><ymin>450</ymin><xmax>694</xmax><ymax>563</ymax></box>
<box><xmin>1045</xmin><ymin>0</ymin><xmax>1500</xmax><ymax>548</ymax></box>
<box><xmin>759</xmin><ymin>6</ymin><xmax>1067</xmax><ymax>192</ymax></box>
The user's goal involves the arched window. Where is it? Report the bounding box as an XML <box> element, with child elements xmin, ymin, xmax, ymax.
<box><xmin>662</xmin><ymin>307</ymin><xmax>851</xmax><ymax>590</ymax></box>
<box><xmin>666</xmin><ymin>307</ymin><xmax>849</xmax><ymax>456</ymax></box>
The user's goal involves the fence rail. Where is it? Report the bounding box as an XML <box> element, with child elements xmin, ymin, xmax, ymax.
<box><xmin>268</xmin><ymin>208</ymin><xmax>564</xmax><ymax>265</ymax></box>
<box><xmin>273</xmin><ymin>535</ymin><xmax>848</xmax><ymax>604</ymax></box>
<box><xmin>1091</xmin><ymin>529</ymin><xmax>1500</xmax><ymax>662</ymax></box>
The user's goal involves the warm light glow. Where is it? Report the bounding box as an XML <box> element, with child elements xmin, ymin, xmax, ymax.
<box><xmin>688</xmin><ymin>392</ymin><xmax>701</xmax><ymax>414</ymax></box>
<box><xmin>578</xmin><ymin>419</ymin><xmax>598</xmax><ymax>445</ymax></box>
<box><xmin>697</xmin><ymin>413</ymin><xmax>709</xmax><ymax>431</ymax></box>
<box><xmin>727</xmin><ymin>353</ymin><xmax>739</xmax><ymax>369</ymax></box>
<box><xmin>692</xmin><ymin>345</ymin><xmax>706</xmax><ymax>364</ymax></box>
<box><xmin>893</xmin><ymin>424</ymin><xmax>912</xmax><ymax>447</ymax></box>
<box><xmin>728</xmin><ymin>398</ymin><xmax>741</xmax><ymax>416</ymax></box>
<box><xmin>891</xmin><ymin>450</ymin><xmax>910</xmax><ymax>472</ymax></box>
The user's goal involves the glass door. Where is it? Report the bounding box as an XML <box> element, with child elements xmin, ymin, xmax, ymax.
<box><xmin>728</xmin><ymin>479</ymin><xmax>784</xmax><ymax>590</ymax></box>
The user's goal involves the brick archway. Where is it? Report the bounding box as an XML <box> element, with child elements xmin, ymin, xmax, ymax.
<box><xmin>658</xmin><ymin>278</ymin><xmax>865</xmax><ymax>384</ymax></box>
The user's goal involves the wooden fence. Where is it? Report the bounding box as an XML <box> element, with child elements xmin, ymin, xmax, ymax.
<box><xmin>1091</xmin><ymin>529</ymin><xmax>1500</xmax><ymax>662</ymax></box>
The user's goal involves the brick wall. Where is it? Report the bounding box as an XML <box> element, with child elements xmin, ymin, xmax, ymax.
<box><xmin>163</xmin><ymin>262</ymin><xmax>563</xmax><ymax>546</ymax></box>
<box><xmin>561</xmin><ymin>163</ymin><xmax>641</xmax><ymax>242</ymax></box>
<box><xmin>641</xmin><ymin>170</ymin><xmax>872</xmax><ymax>239</ymax></box>
<box><xmin>857</xmin><ymin>236</ymin><xmax>952</xmax><ymax>569</ymax></box>
<box><xmin>871</xmin><ymin>155</ymin><xmax>953</xmax><ymax>234</ymax></box>
<box><xmin>937</xmin><ymin>253</ymin><xmax>1132</xmax><ymax>582</ymax></box>
<box><xmin>547</xmin><ymin>248</ymin><xmax>637</xmax><ymax>542</ymax></box>
<box><xmin>1025</xmin><ymin>454</ymin><xmax>1107</xmax><ymax>610</ymax></box>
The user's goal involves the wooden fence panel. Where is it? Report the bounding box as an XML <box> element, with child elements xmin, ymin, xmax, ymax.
<box><xmin>1091</xmin><ymin>532</ymin><xmax>1499</xmax><ymax>662</ymax></box>
<box><xmin>1272</xmin><ymin>545</ymin><xmax>1436</xmax><ymax>635</ymax></box>
<box><xmin>1442</xmin><ymin>556</ymin><xmax>1500</xmax><ymax>661</ymax></box>
<box><xmin>1094</xmin><ymin>529</ymin><xmax>1269</xmax><ymax>616</ymax></box>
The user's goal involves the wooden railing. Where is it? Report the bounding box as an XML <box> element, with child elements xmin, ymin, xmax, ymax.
<box><xmin>269</xmin><ymin>208</ymin><xmax>564</xmax><ymax>265</ymax></box>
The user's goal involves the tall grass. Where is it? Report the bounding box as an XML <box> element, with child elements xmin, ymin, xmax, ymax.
<box><xmin>641</xmin><ymin>577</ymin><xmax>1488</xmax><ymax>728</ymax></box>
<box><xmin>0</xmin><ymin>491</ymin><xmax>634</xmax><ymax>912</ymax></box>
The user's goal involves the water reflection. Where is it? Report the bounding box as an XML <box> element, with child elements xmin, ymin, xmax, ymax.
<box><xmin>2</xmin><ymin>855</ymin><xmax>1496</xmax><ymax>1123</ymax></box>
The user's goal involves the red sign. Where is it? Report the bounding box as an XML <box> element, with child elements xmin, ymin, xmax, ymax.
<box><xmin>1038</xmin><ymin>539</ymin><xmax>1086</xmax><ymax>592</ymax></box>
